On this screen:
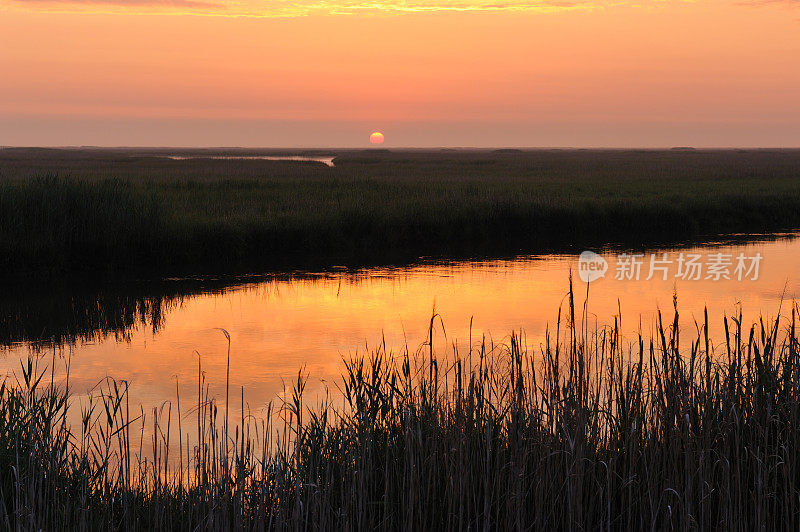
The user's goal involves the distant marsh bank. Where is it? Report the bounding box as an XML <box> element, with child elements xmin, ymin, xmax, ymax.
<box><xmin>1</xmin><ymin>148</ymin><xmax>799</xmax><ymax>276</ymax></box>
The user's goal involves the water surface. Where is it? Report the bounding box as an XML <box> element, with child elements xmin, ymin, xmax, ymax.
<box><xmin>161</xmin><ymin>155</ymin><xmax>335</xmax><ymax>166</ymax></box>
<box><xmin>2</xmin><ymin>235</ymin><xmax>799</xmax><ymax>416</ymax></box>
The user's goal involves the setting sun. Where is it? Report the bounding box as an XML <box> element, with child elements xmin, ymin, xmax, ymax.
<box><xmin>369</xmin><ymin>132</ymin><xmax>385</xmax><ymax>144</ymax></box>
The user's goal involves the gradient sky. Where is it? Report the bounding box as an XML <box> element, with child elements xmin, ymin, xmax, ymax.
<box><xmin>1</xmin><ymin>0</ymin><xmax>799</xmax><ymax>147</ymax></box>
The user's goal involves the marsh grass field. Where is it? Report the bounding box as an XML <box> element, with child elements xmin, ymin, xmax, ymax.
<box><xmin>2</xmin><ymin>147</ymin><xmax>800</xmax><ymax>276</ymax></box>
<box><xmin>4</xmin><ymin>284</ymin><xmax>800</xmax><ymax>529</ymax></box>
<box><xmin>3</xmin><ymin>147</ymin><xmax>800</xmax><ymax>529</ymax></box>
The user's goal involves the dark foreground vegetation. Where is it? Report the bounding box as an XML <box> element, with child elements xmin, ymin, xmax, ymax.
<box><xmin>1</xmin><ymin>147</ymin><xmax>800</xmax><ymax>276</ymax></box>
<box><xmin>3</xmin><ymin>286</ymin><xmax>800</xmax><ymax>529</ymax></box>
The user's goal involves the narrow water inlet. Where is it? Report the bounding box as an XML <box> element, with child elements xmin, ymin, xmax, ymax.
<box><xmin>159</xmin><ymin>155</ymin><xmax>336</xmax><ymax>167</ymax></box>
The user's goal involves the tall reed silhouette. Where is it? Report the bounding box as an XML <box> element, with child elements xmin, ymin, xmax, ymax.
<box><xmin>2</xmin><ymin>280</ymin><xmax>800</xmax><ymax>529</ymax></box>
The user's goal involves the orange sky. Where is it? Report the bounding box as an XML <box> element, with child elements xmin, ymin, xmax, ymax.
<box><xmin>1</xmin><ymin>0</ymin><xmax>799</xmax><ymax>146</ymax></box>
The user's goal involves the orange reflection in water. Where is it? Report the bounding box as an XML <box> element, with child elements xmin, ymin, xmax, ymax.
<box><xmin>4</xmin><ymin>237</ymin><xmax>799</xmax><ymax>420</ymax></box>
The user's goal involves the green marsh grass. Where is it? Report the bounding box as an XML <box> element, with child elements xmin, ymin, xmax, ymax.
<box><xmin>2</xmin><ymin>282</ymin><xmax>800</xmax><ymax>529</ymax></box>
<box><xmin>2</xmin><ymin>148</ymin><xmax>800</xmax><ymax>276</ymax></box>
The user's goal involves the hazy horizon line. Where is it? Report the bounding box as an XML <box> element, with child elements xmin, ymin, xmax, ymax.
<box><xmin>3</xmin><ymin>145</ymin><xmax>800</xmax><ymax>151</ymax></box>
